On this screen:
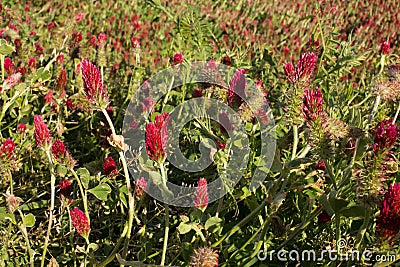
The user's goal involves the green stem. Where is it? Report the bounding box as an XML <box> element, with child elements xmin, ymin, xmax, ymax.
<box><xmin>40</xmin><ymin>150</ymin><xmax>56</xmax><ymax>267</ymax></box>
<box><xmin>18</xmin><ymin>210</ymin><xmax>34</xmax><ymax>267</ymax></box>
<box><xmin>355</xmin><ymin>208</ymin><xmax>371</xmax><ymax>249</ymax></box>
<box><xmin>161</xmin><ymin>204</ymin><xmax>169</xmax><ymax>266</ymax></box>
<box><xmin>393</xmin><ymin>103</ymin><xmax>400</xmax><ymax>124</ymax></box>
<box><xmin>8</xmin><ymin>171</ymin><xmax>13</xmax><ymax>194</ymax></box>
<box><xmin>335</xmin><ymin>212</ymin><xmax>341</xmax><ymax>254</ymax></box>
<box><xmin>291</xmin><ymin>125</ymin><xmax>298</xmax><ymax>160</ymax></box>
<box><xmin>101</xmin><ymin>109</ymin><xmax>137</xmax><ymax>264</ymax></box>
<box><xmin>71</xmin><ymin>169</ymin><xmax>90</xmax><ymax>225</ymax></box>
<box><xmin>1</xmin><ymin>55</ymin><xmax>5</xmax><ymax>82</ymax></box>
<box><xmin>212</xmin><ymin>198</ymin><xmax>269</xmax><ymax>248</ymax></box>
<box><xmin>98</xmin><ymin>224</ymin><xmax>128</xmax><ymax>267</ymax></box>
<box><xmin>67</xmin><ymin>206</ymin><xmax>78</xmax><ymax>267</ymax></box>
<box><xmin>368</xmin><ymin>95</ymin><xmax>380</xmax><ymax>124</ymax></box>
<box><xmin>160</xmin><ymin>163</ymin><xmax>169</xmax><ymax>265</ymax></box>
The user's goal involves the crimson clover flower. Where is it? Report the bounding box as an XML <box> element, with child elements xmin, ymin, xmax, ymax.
<box><xmin>302</xmin><ymin>88</ymin><xmax>324</xmax><ymax>121</ymax></box>
<box><xmin>284</xmin><ymin>52</ymin><xmax>317</xmax><ymax>84</ymax></box>
<box><xmin>145</xmin><ymin>113</ymin><xmax>169</xmax><ymax>163</ymax></box>
<box><xmin>372</xmin><ymin>119</ymin><xmax>398</xmax><ymax>154</ymax></box>
<box><xmin>227</xmin><ymin>68</ymin><xmax>246</xmax><ymax>108</ymax></box>
<box><xmin>377</xmin><ymin>183</ymin><xmax>400</xmax><ymax>239</ymax></box>
<box><xmin>34</xmin><ymin>115</ymin><xmax>51</xmax><ymax>148</ymax></box>
<box><xmin>51</xmin><ymin>140</ymin><xmax>75</xmax><ymax>168</ymax></box>
<box><xmin>103</xmin><ymin>156</ymin><xmax>118</xmax><ymax>176</ymax></box>
<box><xmin>134</xmin><ymin>177</ymin><xmax>147</xmax><ymax>199</ymax></box>
<box><xmin>70</xmin><ymin>207</ymin><xmax>90</xmax><ymax>239</ymax></box>
<box><xmin>194</xmin><ymin>178</ymin><xmax>208</xmax><ymax>210</ymax></box>
<box><xmin>81</xmin><ymin>60</ymin><xmax>109</xmax><ymax>109</ymax></box>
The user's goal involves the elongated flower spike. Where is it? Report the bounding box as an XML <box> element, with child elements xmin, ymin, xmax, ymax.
<box><xmin>70</xmin><ymin>207</ymin><xmax>90</xmax><ymax>239</ymax></box>
<box><xmin>34</xmin><ymin>115</ymin><xmax>51</xmax><ymax>148</ymax></box>
<box><xmin>145</xmin><ymin>113</ymin><xmax>169</xmax><ymax>163</ymax></box>
<box><xmin>194</xmin><ymin>178</ymin><xmax>208</xmax><ymax>210</ymax></box>
<box><xmin>81</xmin><ymin>60</ymin><xmax>109</xmax><ymax>109</ymax></box>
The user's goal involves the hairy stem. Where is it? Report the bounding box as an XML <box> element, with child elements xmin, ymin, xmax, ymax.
<box><xmin>40</xmin><ymin>150</ymin><xmax>56</xmax><ymax>267</ymax></box>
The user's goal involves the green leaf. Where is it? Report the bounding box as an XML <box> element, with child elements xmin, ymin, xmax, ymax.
<box><xmin>340</xmin><ymin>205</ymin><xmax>365</xmax><ymax>219</ymax></box>
<box><xmin>88</xmin><ymin>183</ymin><xmax>111</xmax><ymax>201</ymax></box>
<box><xmin>177</xmin><ymin>221</ymin><xmax>192</xmax><ymax>235</ymax></box>
<box><xmin>22</xmin><ymin>213</ymin><xmax>35</xmax><ymax>227</ymax></box>
<box><xmin>77</xmin><ymin>168</ymin><xmax>90</xmax><ymax>189</ymax></box>
<box><xmin>0</xmin><ymin>207</ymin><xmax>16</xmax><ymax>224</ymax></box>
<box><xmin>205</xmin><ymin>216</ymin><xmax>223</xmax><ymax>234</ymax></box>
<box><xmin>0</xmin><ymin>39</ymin><xmax>15</xmax><ymax>56</ymax></box>
<box><xmin>33</xmin><ymin>67</ymin><xmax>51</xmax><ymax>83</ymax></box>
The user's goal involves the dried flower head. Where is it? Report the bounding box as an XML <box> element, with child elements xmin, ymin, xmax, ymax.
<box><xmin>145</xmin><ymin>113</ymin><xmax>169</xmax><ymax>162</ymax></box>
<box><xmin>190</xmin><ymin>247</ymin><xmax>219</xmax><ymax>267</ymax></box>
<box><xmin>70</xmin><ymin>207</ymin><xmax>90</xmax><ymax>239</ymax></box>
<box><xmin>6</xmin><ymin>193</ymin><xmax>21</xmax><ymax>213</ymax></box>
<box><xmin>194</xmin><ymin>178</ymin><xmax>208</xmax><ymax>210</ymax></box>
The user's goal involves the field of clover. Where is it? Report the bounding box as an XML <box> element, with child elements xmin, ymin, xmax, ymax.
<box><xmin>0</xmin><ymin>0</ymin><xmax>399</xmax><ymax>266</ymax></box>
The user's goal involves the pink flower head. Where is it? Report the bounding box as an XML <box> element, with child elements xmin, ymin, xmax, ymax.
<box><xmin>74</xmin><ymin>13</ymin><xmax>84</xmax><ymax>23</ymax></box>
<box><xmin>381</xmin><ymin>41</ymin><xmax>390</xmax><ymax>55</ymax></box>
<box><xmin>81</xmin><ymin>60</ymin><xmax>108</xmax><ymax>108</ymax></box>
<box><xmin>194</xmin><ymin>178</ymin><xmax>208</xmax><ymax>209</ymax></box>
<box><xmin>98</xmin><ymin>33</ymin><xmax>107</xmax><ymax>47</ymax></box>
<box><xmin>218</xmin><ymin>111</ymin><xmax>234</xmax><ymax>133</ymax></box>
<box><xmin>2</xmin><ymin>72</ymin><xmax>21</xmax><ymax>91</ymax></box>
<box><xmin>302</xmin><ymin>88</ymin><xmax>324</xmax><ymax>121</ymax></box>
<box><xmin>70</xmin><ymin>207</ymin><xmax>90</xmax><ymax>239</ymax></box>
<box><xmin>284</xmin><ymin>52</ymin><xmax>317</xmax><ymax>83</ymax></box>
<box><xmin>59</xmin><ymin>180</ymin><xmax>73</xmax><ymax>203</ymax></box>
<box><xmin>34</xmin><ymin>115</ymin><xmax>51</xmax><ymax>147</ymax></box>
<box><xmin>377</xmin><ymin>183</ymin><xmax>400</xmax><ymax>239</ymax></box>
<box><xmin>4</xmin><ymin>57</ymin><xmax>15</xmax><ymax>76</ymax></box>
<box><xmin>0</xmin><ymin>138</ymin><xmax>15</xmax><ymax>159</ymax></box>
<box><xmin>372</xmin><ymin>119</ymin><xmax>398</xmax><ymax>154</ymax></box>
<box><xmin>103</xmin><ymin>156</ymin><xmax>118</xmax><ymax>176</ymax></box>
<box><xmin>134</xmin><ymin>177</ymin><xmax>147</xmax><ymax>198</ymax></box>
<box><xmin>145</xmin><ymin>113</ymin><xmax>169</xmax><ymax>162</ymax></box>
<box><xmin>171</xmin><ymin>52</ymin><xmax>184</xmax><ymax>65</ymax></box>
<box><xmin>228</xmin><ymin>69</ymin><xmax>246</xmax><ymax>108</ymax></box>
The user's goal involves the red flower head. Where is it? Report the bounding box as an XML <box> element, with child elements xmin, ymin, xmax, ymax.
<box><xmin>284</xmin><ymin>52</ymin><xmax>317</xmax><ymax>84</ymax></box>
<box><xmin>59</xmin><ymin>180</ymin><xmax>73</xmax><ymax>204</ymax></box>
<box><xmin>228</xmin><ymin>69</ymin><xmax>246</xmax><ymax>108</ymax></box>
<box><xmin>0</xmin><ymin>138</ymin><xmax>15</xmax><ymax>159</ymax></box>
<box><xmin>194</xmin><ymin>178</ymin><xmax>208</xmax><ymax>210</ymax></box>
<box><xmin>81</xmin><ymin>60</ymin><xmax>109</xmax><ymax>108</ymax></box>
<box><xmin>134</xmin><ymin>177</ymin><xmax>147</xmax><ymax>199</ymax></box>
<box><xmin>70</xmin><ymin>207</ymin><xmax>90</xmax><ymax>239</ymax></box>
<box><xmin>28</xmin><ymin>58</ymin><xmax>36</xmax><ymax>70</ymax></box>
<box><xmin>17</xmin><ymin>123</ymin><xmax>27</xmax><ymax>132</ymax></box>
<box><xmin>57</xmin><ymin>69</ymin><xmax>67</xmax><ymax>91</ymax></box>
<box><xmin>34</xmin><ymin>115</ymin><xmax>51</xmax><ymax>147</ymax></box>
<box><xmin>103</xmin><ymin>156</ymin><xmax>118</xmax><ymax>176</ymax></box>
<box><xmin>372</xmin><ymin>119</ymin><xmax>398</xmax><ymax>154</ymax></box>
<box><xmin>192</xmin><ymin>88</ymin><xmax>203</xmax><ymax>98</ymax></box>
<box><xmin>145</xmin><ymin>113</ymin><xmax>169</xmax><ymax>162</ymax></box>
<box><xmin>171</xmin><ymin>52</ymin><xmax>184</xmax><ymax>65</ymax></box>
<box><xmin>52</xmin><ymin>139</ymin><xmax>75</xmax><ymax>168</ymax></box>
<box><xmin>302</xmin><ymin>88</ymin><xmax>324</xmax><ymax>121</ymax></box>
<box><xmin>44</xmin><ymin>90</ymin><xmax>54</xmax><ymax>104</ymax></box>
<box><xmin>4</xmin><ymin>57</ymin><xmax>15</xmax><ymax>76</ymax></box>
<box><xmin>377</xmin><ymin>183</ymin><xmax>400</xmax><ymax>239</ymax></box>
<box><xmin>381</xmin><ymin>41</ymin><xmax>390</xmax><ymax>55</ymax></box>
<box><xmin>318</xmin><ymin>208</ymin><xmax>332</xmax><ymax>224</ymax></box>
